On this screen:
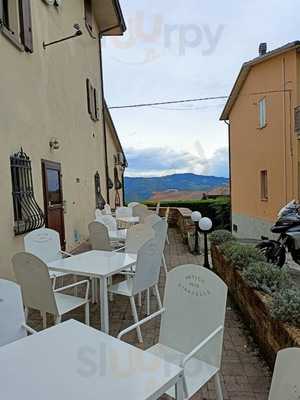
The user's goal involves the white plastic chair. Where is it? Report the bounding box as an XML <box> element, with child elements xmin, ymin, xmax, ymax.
<box><xmin>12</xmin><ymin>252</ymin><xmax>90</xmax><ymax>327</ymax></box>
<box><xmin>144</xmin><ymin>213</ymin><xmax>162</xmax><ymax>226</ymax></box>
<box><xmin>104</xmin><ymin>204</ymin><xmax>112</xmax><ymax>215</ymax></box>
<box><xmin>268</xmin><ymin>348</ymin><xmax>300</xmax><ymax>399</ymax></box>
<box><xmin>163</xmin><ymin>207</ymin><xmax>170</xmax><ymax>244</ymax></box>
<box><xmin>109</xmin><ymin>238</ymin><xmax>162</xmax><ymax>343</ymax></box>
<box><xmin>95</xmin><ymin>214</ymin><xmax>118</xmax><ymax>232</ymax></box>
<box><xmin>95</xmin><ymin>208</ymin><xmax>103</xmax><ymax>219</ymax></box>
<box><xmin>156</xmin><ymin>202</ymin><xmax>161</xmax><ymax>215</ymax></box>
<box><xmin>88</xmin><ymin>221</ymin><xmax>112</xmax><ymax>251</ymax></box>
<box><xmin>119</xmin><ymin>264</ymin><xmax>228</xmax><ymax>399</ymax></box>
<box><xmin>132</xmin><ymin>204</ymin><xmax>152</xmax><ymax>222</ymax></box>
<box><xmin>24</xmin><ymin>228</ymin><xmax>72</xmax><ymax>284</ymax></box>
<box><xmin>128</xmin><ymin>202</ymin><xmax>139</xmax><ymax>208</ymax></box>
<box><xmin>116</xmin><ymin>206</ymin><xmax>133</xmax><ymax>218</ymax></box>
<box><xmin>0</xmin><ymin>279</ymin><xmax>36</xmax><ymax>347</ymax></box>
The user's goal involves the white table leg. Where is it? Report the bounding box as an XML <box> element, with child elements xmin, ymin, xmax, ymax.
<box><xmin>175</xmin><ymin>375</ymin><xmax>185</xmax><ymax>400</ymax></box>
<box><xmin>99</xmin><ymin>277</ymin><xmax>109</xmax><ymax>334</ymax></box>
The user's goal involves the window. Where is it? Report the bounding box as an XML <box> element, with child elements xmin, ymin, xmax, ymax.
<box><xmin>86</xmin><ymin>78</ymin><xmax>100</xmax><ymax>121</ymax></box>
<box><xmin>260</xmin><ymin>170</ymin><xmax>268</xmax><ymax>200</ymax></box>
<box><xmin>84</xmin><ymin>0</ymin><xmax>94</xmax><ymax>37</ymax></box>
<box><xmin>295</xmin><ymin>106</ymin><xmax>300</xmax><ymax>134</ymax></box>
<box><xmin>94</xmin><ymin>171</ymin><xmax>106</xmax><ymax>209</ymax></box>
<box><xmin>10</xmin><ymin>149</ymin><xmax>44</xmax><ymax>235</ymax></box>
<box><xmin>258</xmin><ymin>98</ymin><xmax>266</xmax><ymax>128</ymax></box>
<box><xmin>0</xmin><ymin>0</ymin><xmax>33</xmax><ymax>52</ymax></box>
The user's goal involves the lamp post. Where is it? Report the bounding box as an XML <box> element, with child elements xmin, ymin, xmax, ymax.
<box><xmin>191</xmin><ymin>211</ymin><xmax>202</xmax><ymax>254</ymax></box>
<box><xmin>199</xmin><ymin>217</ymin><xmax>213</xmax><ymax>269</ymax></box>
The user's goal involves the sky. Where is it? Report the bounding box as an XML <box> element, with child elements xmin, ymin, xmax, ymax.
<box><xmin>102</xmin><ymin>0</ymin><xmax>298</xmax><ymax>178</ymax></box>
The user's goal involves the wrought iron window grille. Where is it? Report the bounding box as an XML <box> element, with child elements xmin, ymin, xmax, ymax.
<box><xmin>10</xmin><ymin>148</ymin><xmax>45</xmax><ymax>235</ymax></box>
<box><xmin>94</xmin><ymin>171</ymin><xmax>106</xmax><ymax>209</ymax></box>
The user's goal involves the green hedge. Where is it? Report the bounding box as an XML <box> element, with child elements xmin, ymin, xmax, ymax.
<box><xmin>144</xmin><ymin>197</ymin><xmax>231</xmax><ymax>230</ymax></box>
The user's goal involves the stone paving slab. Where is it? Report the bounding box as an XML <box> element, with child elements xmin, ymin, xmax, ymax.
<box><xmin>28</xmin><ymin>228</ymin><xmax>272</xmax><ymax>399</ymax></box>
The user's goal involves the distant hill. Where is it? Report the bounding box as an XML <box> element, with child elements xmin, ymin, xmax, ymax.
<box><xmin>124</xmin><ymin>173</ymin><xmax>229</xmax><ymax>203</ymax></box>
<box><xmin>150</xmin><ymin>186</ymin><xmax>229</xmax><ymax>202</ymax></box>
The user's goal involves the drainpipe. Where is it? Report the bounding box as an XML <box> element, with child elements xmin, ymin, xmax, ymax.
<box><xmin>224</xmin><ymin>120</ymin><xmax>232</xmax><ymax>231</ymax></box>
<box><xmin>98</xmin><ymin>34</ymin><xmax>110</xmax><ymax>204</ymax></box>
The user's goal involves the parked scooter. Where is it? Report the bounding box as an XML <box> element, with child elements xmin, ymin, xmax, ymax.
<box><xmin>256</xmin><ymin>200</ymin><xmax>300</xmax><ymax>267</ymax></box>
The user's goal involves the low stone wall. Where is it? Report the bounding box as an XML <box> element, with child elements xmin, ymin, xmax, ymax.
<box><xmin>212</xmin><ymin>245</ymin><xmax>300</xmax><ymax>368</ymax></box>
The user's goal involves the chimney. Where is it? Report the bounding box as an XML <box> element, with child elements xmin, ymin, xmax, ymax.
<box><xmin>259</xmin><ymin>42</ymin><xmax>267</xmax><ymax>57</ymax></box>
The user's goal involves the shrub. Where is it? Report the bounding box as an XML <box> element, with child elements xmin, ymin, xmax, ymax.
<box><xmin>271</xmin><ymin>288</ymin><xmax>300</xmax><ymax>327</ymax></box>
<box><xmin>220</xmin><ymin>242</ymin><xmax>265</xmax><ymax>270</ymax></box>
<box><xmin>242</xmin><ymin>262</ymin><xmax>292</xmax><ymax>295</ymax></box>
<box><xmin>209</xmin><ymin>230</ymin><xmax>236</xmax><ymax>246</ymax></box>
<box><xmin>144</xmin><ymin>197</ymin><xmax>231</xmax><ymax>230</ymax></box>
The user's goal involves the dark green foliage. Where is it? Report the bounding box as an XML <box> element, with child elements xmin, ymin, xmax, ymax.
<box><xmin>220</xmin><ymin>242</ymin><xmax>265</xmax><ymax>270</ymax></box>
<box><xmin>242</xmin><ymin>262</ymin><xmax>292</xmax><ymax>295</ymax></box>
<box><xmin>209</xmin><ymin>229</ymin><xmax>236</xmax><ymax>246</ymax></box>
<box><xmin>144</xmin><ymin>197</ymin><xmax>231</xmax><ymax>230</ymax></box>
<box><xmin>271</xmin><ymin>288</ymin><xmax>300</xmax><ymax>327</ymax></box>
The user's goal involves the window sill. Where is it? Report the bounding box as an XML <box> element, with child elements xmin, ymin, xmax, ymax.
<box><xmin>1</xmin><ymin>25</ymin><xmax>24</xmax><ymax>51</ymax></box>
<box><xmin>261</xmin><ymin>198</ymin><xmax>269</xmax><ymax>202</ymax></box>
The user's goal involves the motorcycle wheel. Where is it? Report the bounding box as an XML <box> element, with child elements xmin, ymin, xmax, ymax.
<box><xmin>256</xmin><ymin>242</ymin><xmax>286</xmax><ymax>267</ymax></box>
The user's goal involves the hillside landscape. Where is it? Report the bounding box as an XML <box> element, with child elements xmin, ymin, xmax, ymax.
<box><xmin>124</xmin><ymin>173</ymin><xmax>229</xmax><ymax>202</ymax></box>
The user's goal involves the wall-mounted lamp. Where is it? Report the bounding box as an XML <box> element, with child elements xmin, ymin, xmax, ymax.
<box><xmin>49</xmin><ymin>137</ymin><xmax>60</xmax><ymax>151</ymax></box>
<box><xmin>43</xmin><ymin>24</ymin><xmax>82</xmax><ymax>50</ymax></box>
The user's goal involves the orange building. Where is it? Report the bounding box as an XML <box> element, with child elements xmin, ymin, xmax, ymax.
<box><xmin>221</xmin><ymin>41</ymin><xmax>300</xmax><ymax>239</ymax></box>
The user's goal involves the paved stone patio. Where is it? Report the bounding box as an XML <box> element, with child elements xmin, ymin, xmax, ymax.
<box><xmin>28</xmin><ymin>228</ymin><xmax>272</xmax><ymax>399</ymax></box>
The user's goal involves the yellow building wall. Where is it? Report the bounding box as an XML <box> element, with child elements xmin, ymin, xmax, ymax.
<box><xmin>229</xmin><ymin>50</ymin><xmax>299</xmax><ymax>234</ymax></box>
<box><xmin>0</xmin><ymin>1</ymin><xmax>112</xmax><ymax>278</ymax></box>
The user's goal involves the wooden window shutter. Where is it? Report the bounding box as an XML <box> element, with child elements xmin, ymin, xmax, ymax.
<box><xmin>86</xmin><ymin>79</ymin><xmax>92</xmax><ymax>115</ymax></box>
<box><xmin>295</xmin><ymin>106</ymin><xmax>300</xmax><ymax>134</ymax></box>
<box><xmin>84</xmin><ymin>0</ymin><xmax>93</xmax><ymax>34</ymax></box>
<box><xmin>94</xmin><ymin>88</ymin><xmax>100</xmax><ymax>120</ymax></box>
<box><xmin>19</xmin><ymin>0</ymin><xmax>33</xmax><ymax>52</ymax></box>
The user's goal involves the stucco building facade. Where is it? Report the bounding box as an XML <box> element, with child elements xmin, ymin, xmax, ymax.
<box><xmin>0</xmin><ymin>0</ymin><xmax>126</xmax><ymax>279</ymax></box>
<box><xmin>221</xmin><ymin>41</ymin><xmax>300</xmax><ymax>239</ymax></box>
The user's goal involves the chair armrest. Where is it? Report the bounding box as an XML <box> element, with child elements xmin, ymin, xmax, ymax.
<box><xmin>54</xmin><ymin>280</ymin><xmax>90</xmax><ymax>301</ymax></box>
<box><xmin>60</xmin><ymin>250</ymin><xmax>73</xmax><ymax>257</ymax></box>
<box><xmin>22</xmin><ymin>323</ymin><xmax>37</xmax><ymax>335</ymax></box>
<box><xmin>181</xmin><ymin>325</ymin><xmax>223</xmax><ymax>368</ymax></box>
<box><xmin>118</xmin><ymin>308</ymin><xmax>165</xmax><ymax>340</ymax></box>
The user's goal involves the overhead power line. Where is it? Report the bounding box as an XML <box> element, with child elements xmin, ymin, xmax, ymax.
<box><xmin>108</xmin><ymin>95</ymin><xmax>229</xmax><ymax>110</ymax></box>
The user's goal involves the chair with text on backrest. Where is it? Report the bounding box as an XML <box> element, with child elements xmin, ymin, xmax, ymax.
<box><xmin>24</xmin><ymin>228</ymin><xmax>73</xmax><ymax>288</ymax></box>
<box><xmin>268</xmin><ymin>348</ymin><xmax>300</xmax><ymax>400</ymax></box>
<box><xmin>118</xmin><ymin>265</ymin><xmax>228</xmax><ymax>399</ymax></box>
<box><xmin>12</xmin><ymin>252</ymin><xmax>90</xmax><ymax>327</ymax></box>
<box><xmin>0</xmin><ymin>279</ymin><xmax>36</xmax><ymax>347</ymax></box>
<box><xmin>110</xmin><ymin>237</ymin><xmax>162</xmax><ymax>343</ymax></box>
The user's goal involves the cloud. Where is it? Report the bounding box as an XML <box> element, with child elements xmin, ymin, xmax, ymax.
<box><xmin>125</xmin><ymin>145</ymin><xmax>229</xmax><ymax>178</ymax></box>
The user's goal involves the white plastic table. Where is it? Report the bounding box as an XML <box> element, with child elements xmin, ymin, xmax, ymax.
<box><xmin>0</xmin><ymin>320</ymin><xmax>184</xmax><ymax>400</ymax></box>
<box><xmin>48</xmin><ymin>250</ymin><xmax>137</xmax><ymax>334</ymax></box>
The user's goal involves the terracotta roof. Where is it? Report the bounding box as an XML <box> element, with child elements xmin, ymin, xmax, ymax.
<box><xmin>220</xmin><ymin>41</ymin><xmax>300</xmax><ymax>121</ymax></box>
